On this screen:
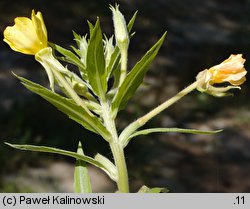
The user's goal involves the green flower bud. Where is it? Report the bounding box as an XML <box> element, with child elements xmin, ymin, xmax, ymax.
<box><xmin>110</xmin><ymin>4</ymin><xmax>129</xmax><ymax>51</ymax></box>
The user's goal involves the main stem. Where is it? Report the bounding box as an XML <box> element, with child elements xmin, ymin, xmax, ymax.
<box><xmin>110</xmin><ymin>142</ymin><xmax>129</xmax><ymax>192</ymax></box>
<box><xmin>100</xmin><ymin>99</ymin><xmax>129</xmax><ymax>193</ymax></box>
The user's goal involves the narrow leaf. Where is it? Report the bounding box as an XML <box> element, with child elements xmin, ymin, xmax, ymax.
<box><xmin>124</xmin><ymin>127</ymin><xmax>222</xmax><ymax>147</ymax></box>
<box><xmin>5</xmin><ymin>142</ymin><xmax>113</xmax><ymax>179</ymax></box>
<box><xmin>86</xmin><ymin>18</ymin><xmax>107</xmax><ymax>97</ymax></box>
<box><xmin>106</xmin><ymin>47</ymin><xmax>120</xmax><ymax>81</ymax></box>
<box><xmin>15</xmin><ymin>75</ymin><xmax>111</xmax><ymax>142</ymax></box>
<box><xmin>112</xmin><ymin>32</ymin><xmax>167</xmax><ymax>113</ymax></box>
<box><xmin>71</xmin><ymin>45</ymin><xmax>81</xmax><ymax>57</ymax></box>
<box><xmin>74</xmin><ymin>141</ymin><xmax>92</xmax><ymax>193</ymax></box>
<box><xmin>73</xmin><ymin>31</ymin><xmax>82</xmax><ymax>47</ymax></box>
<box><xmin>49</xmin><ymin>43</ymin><xmax>85</xmax><ymax>69</ymax></box>
<box><xmin>87</xmin><ymin>21</ymin><xmax>94</xmax><ymax>36</ymax></box>
<box><xmin>49</xmin><ymin>42</ymin><xmax>88</xmax><ymax>81</ymax></box>
<box><xmin>127</xmin><ymin>11</ymin><xmax>138</xmax><ymax>33</ymax></box>
<box><xmin>95</xmin><ymin>153</ymin><xmax>117</xmax><ymax>181</ymax></box>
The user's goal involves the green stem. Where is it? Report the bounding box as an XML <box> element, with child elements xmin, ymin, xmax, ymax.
<box><xmin>110</xmin><ymin>142</ymin><xmax>129</xmax><ymax>193</ymax></box>
<box><xmin>138</xmin><ymin>81</ymin><xmax>198</xmax><ymax>125</ymax></box>
<box><xmin>119</xmin><ymin>81</ymin><xmax>198</xmax><ymax>144</ymax></box>
<box><xmin>100</xmin><ymin>99</ymin><xmax>129</xmax><ymax>192</ymax></box>
<box><xmin>118</xmin><ymin>49</ymin><xmax>128</xmax><ymax>87</ymax></box>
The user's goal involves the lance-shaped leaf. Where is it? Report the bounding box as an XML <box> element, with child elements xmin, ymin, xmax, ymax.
<box><xmin>123</xmin><ymin>127</ymin><xmax>222</xmax><ymax>147</ymax></box>
<box><xmin>15</xmin><ymin>75</ymin><xmax>111</xmax><ymax>142</ymax></box>
<box><xmin>86</xmin><ymin>18</ymin><xmax>107</xmax><ymax>98</ymax></box>
<box><xmin>50</xmin><ymin>43</ymin><xmax>85</xmax><ymax>69</ymax></box>
<box><xmin>111</xmin><ymin>32</ymin><xmax>167</xmax><ymax>114</ymax></box>
<box><xmin>49</xmin><ymin>43</ymin><xmax>88</xmax><ymax>81</ymax></box>
<box><xmin>87</xmin><ymin>21</ymin><xmax>94</xmax><ymax>37</ymax></box>
<box><xmin>5</xmin><ymin>143</ymin><xmax>114</xmax><ymax>180</ymax></box>
<box><xmin>127</xmin><ymin>11</ymin><xmax>138</xmax><ymax>34</ymax></box>
<box><xmin>72</xmin><ymin>31</ymin><xmax>82</xmax><ymax>48</ymax></box>
<box><xmin>94</xmin><ymin>153</ymin><xmax>117</xmax><ymax>182</ymax></box>
<box><xmin>106</xmin><ymin>47</ymin><xmax>120</xmax><ymax>83</ymax></box>
<box><xmin>74</xmin><ymin>141</ymin><xmax>92</xmax><ymax>193</ymax></box>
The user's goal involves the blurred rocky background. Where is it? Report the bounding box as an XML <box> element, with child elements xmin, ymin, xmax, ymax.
<box><xmin>0</xmin><ymin>0</ymin><xmax>250</xmax><ymax>192</ymax></box>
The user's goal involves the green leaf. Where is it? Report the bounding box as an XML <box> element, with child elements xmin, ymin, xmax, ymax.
<box><xmin>71</xmin><ymin>45</ymin><xmax>81</xmax><ymax>57</ymax></box>
<box><xmin>15</xmin><ymin>75</ymin><xmax>111</xmax><ymax>142</ymax></box>
<box><xmin>5</xmin><ymin>142</ymin><xmax>113</xmax><ymax>180</ymax></box>
<box><xmin>106</xmin><ymin>47</ymin><xmax>121</xmax><ymax>81</ymax></box>
<box><xmin>123</xmin><ymin>127</ymin><xmax>222</xmax><ymax>147</ymax></box>
<box><xmin>87</xmin><ymin>21</ymin><xmax>94</xmax><ymax>37</ymax></box>
<box><xmin>112</xmin><ymin>32</ymin><xmax>167</xmax><ymax>113</ymax></box>
<box><xmin>94</xmin><ymin>153</ymin><xmax>117</xmax><ymax>181</ymax></box>
<box><xmin>73</xmin><ymin>31</ymin><xmax>82</xmax><ymax>47</ymax></box>
<box><xmin>50</xmin><ymin>43</ymin><xmax>88</xmax><ymax>81</ymax></box>
<box><xmin>49</xmin><ymin>43</ymin><xmax>85</xmax><ymax>69</ymax></box>
<box><xmin>138</xmin><ymin>185</ymin><xmax>169</xmax><ymax>193</ymax></box>
<box><xmin>74</xmin><ymin>141</ymin><xmax>92</xmax><ymax>193</ymax></box>
<box><xmin>86</xmin><ymin>18</ymin><xmax>107</xmax><ymax>98</ymax></box>
<box><xmin>127</xmin><ymin>11</ymin><xmax>138</xmax><ymax>33</ymax></box>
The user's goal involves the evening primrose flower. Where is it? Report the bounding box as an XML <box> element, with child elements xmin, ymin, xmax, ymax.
<box><xmin>3</xmin><ymin>10</ymin><xmax>47</xmax><ymax>55</ymax></box>
<box><xmin>196</xmin><ymin>54</ymin><xmax>247</xmax><ymax>97</ymax></box>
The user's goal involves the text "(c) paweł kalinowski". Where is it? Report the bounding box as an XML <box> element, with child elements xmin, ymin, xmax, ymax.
<box><xmin>19</xmin><ymin>195</ymin><xmax>105</xmax><ymax>205</ymax></box>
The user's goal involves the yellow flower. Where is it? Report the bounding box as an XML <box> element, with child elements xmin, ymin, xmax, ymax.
<box><xmin>208</xmin><ymin>54</ymin><xmax>246</xmax><ymax>85</ymax></box>
<box><xmin>196</xmin><ymin>54</ymin><xmax>247</xmax><ymax>97</ymax></box>
<box><xmin>3</xmin><ymin>10</ymin><xmax>47</xmax><ymax>55</ymax></box>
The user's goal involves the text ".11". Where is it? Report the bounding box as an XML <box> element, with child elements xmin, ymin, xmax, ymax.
<box><xmin>234</xmin><ymin>196</ymin><xmax>244</xmax><ymax>205</ymax></box>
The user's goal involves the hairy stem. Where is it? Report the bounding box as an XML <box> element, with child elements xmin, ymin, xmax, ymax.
<box><xmin>138</xmin><ymin>81</ymin><xmax>198</xmax><ymax>125</ymax></box>
<box><xmin>110</xmin><ymin>142</ymin><xmax>129</xmax><ymax>192</ymax></box>
<box><xmin>119</xmin><ymin>81</ymin><xmax>198</xmax><ymax>144</ymax></box>
<box><xmin>118</xmin><ymin>49</ymin><xmax>128</xmax><ymax>87</ymax></box>
<box><xmin>100</xmin><ymin>99</ymin><xmax>129</xmax><ymax>192</ymax></box>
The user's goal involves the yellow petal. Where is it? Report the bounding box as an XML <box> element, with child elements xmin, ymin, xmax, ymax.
<box><xmin>3</xmin><ymin>10</ymin><xmax>48</xmax><ymax>55</ymax></box>
<box><xmin>3</xmin><ymin>24</ymin><xmax>40</xmax><ymax>55</ymax></box>
<box><xmin>224</xmin><ymin>69</ymin><xmax>247</xmax><ymax>85</ymax></box>
<box><xmin>209</xmin><ymin>54</ymin><xmax>247</xmax><ymax>84</ymax></box>
<box><xmin>196</xmin><ymin>54</ymin><xmax>247</xmax><ymax>97</ymax></box>
<box><xmin>31</xmin><ymin>10</ymin><xmax>47</xmax><ymax>48</ymax></box>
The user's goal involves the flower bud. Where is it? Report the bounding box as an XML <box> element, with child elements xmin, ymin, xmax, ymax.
<box><xmin>110</xmin><ymin>4</ymin><xmax>129</xmax><ymax>51</ymax></box>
